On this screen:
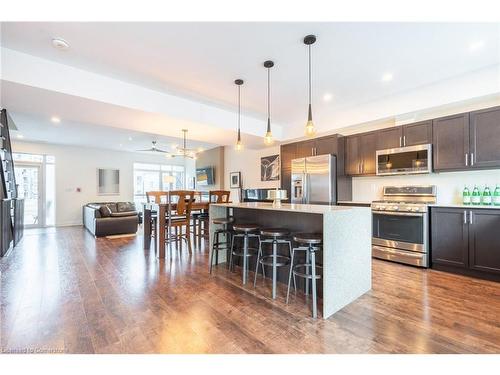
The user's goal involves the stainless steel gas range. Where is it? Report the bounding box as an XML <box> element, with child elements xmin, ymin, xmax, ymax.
<box><xmin>371</xmin><ymin>185</ymin><xmax>436</xmax><ymax>267</ymax></box>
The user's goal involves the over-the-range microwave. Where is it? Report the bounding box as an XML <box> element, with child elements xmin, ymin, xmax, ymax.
<box><xmin>376</xmin><ymin>144</ymin><xmax>432</xmax><ymax>176</ymax></box>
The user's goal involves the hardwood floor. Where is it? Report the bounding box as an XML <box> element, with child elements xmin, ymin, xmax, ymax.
<box><xmin>1</xmin><ymin>226</ymin><xmax>499</xmax><ymax>354</ymax></box>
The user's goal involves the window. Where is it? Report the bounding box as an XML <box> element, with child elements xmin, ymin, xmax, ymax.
<box><xmin>13</xmin><ymin>153</ymin><xmax>55</xmax><ymax>227</ymax></box>
<box><xmin>133</xmin><ymin>163</ymin><xmax>185</xmax><ymax>206</ymax></box>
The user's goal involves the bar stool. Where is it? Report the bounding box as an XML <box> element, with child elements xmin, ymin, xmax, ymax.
<box><xmin>230</xmin><ymin>223</ymin><xmax>260</xmax><ymax>285</ymax></box>
<box><xmin>286</xmin><ymin>233</ymin><xmax>323</xmax><ymax>318</ymax></box>
<box><xmin>209</xmin><ymin>216</ymin><xmax>234</xmax><ymax>273</ymax></box>
<box><xmin>253</xmin><ymin>228</ymin><xmax>292</xmax><ymax>299</ymax></box>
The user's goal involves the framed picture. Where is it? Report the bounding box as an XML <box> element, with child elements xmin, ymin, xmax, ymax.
<box><xmin>229</xmin><ymin>171</ymin><xmax>241</xmax><ymax>188</ymax></box>
<box><xmin>261</xmin><ymin>154</ymin><xmax>280</xmax><ymax>181</ymax></box>
<box><xmin>97</xmin><ymin>168</ymin><xmax>120</xmax><ymax>195</ymax></box>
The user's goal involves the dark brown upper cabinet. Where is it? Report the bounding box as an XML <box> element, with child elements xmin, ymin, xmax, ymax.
<box><xmin>345</xmin><ymin>135</ymin><xmax>361</xmax><ymax>176</ymax></box>
<box><xmin>294</xmin><ymin>135</ymin><xmax>339</xmax><ymax>158</ymax></box>
<box><xmin>375</xmin><ymin>121</ymin><xmax>432</xmax><ymax>152</ymax></box>
<box><xmin>360</xmin><ymin>132</ymin><xmax>377</xmax><ymax>175</ymax></box>
<box><xmin>433</xmin><ymin>113</ymin><xmax>470</xmax><ymax>171</ymax></box>
<box><xmin>345</xmin><ymin>131</ymin><xmax>377</xmax><ymax>176</ymax></box>
<box><xmin>433</xmin><ymin>107</ymin><xmax>500</xmax><ymax>172</ymax></box>
<box><xmin>315</xmin><ymin>135</ymin><xmax>338</xmax><ymax>156</ymax></box>
<box><xmin>280</xmin><ymin>142</ymin><xmax>297</xmax><ymax>200</ymax></box>
<box><xmin>296</xmin><ymin>140</ymin><xmax>316</xmax><ymax>158</ymax></box>
<box><xmin>469</xmin><ymin>106</ymin><xmax>500</xmax><ymax>169</ymax></box>
<box><xmin>402</xmin><ymin>120</ymin><xmax>432</xmax><ymax>146</ymax></box>
<box><xmin>376</xmin><ymin>127</ymin><xmax>402</xmax><ymax>151</ymax></box>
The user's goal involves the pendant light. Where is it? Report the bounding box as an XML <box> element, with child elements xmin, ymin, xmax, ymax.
<box><xmin>235</xmin><ymin>79</ymin><xmax>244</xmax><ymax>151</ymax></box>
<box><xmin>263</xmin><ymin>60</ymin><xmax>274</xmax><ymax>146</ymax></box>
<box><xmin>304</xmin><ymin>34</ymin><xmax>317</xmax><ymax>137</ymax></box>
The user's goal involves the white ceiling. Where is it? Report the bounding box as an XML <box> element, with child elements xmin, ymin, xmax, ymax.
<box><xmin>0</xmin><ymin>81</ymin><xmax>226</xmax><ymax>152</ymax></box>
<box><xmin>1</xmin><ymin>22</ymin><xmax>500</xmax><ymax>149</ymax></box>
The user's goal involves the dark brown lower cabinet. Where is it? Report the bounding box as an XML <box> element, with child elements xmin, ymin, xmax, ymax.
<box><xmin>468</xmin><ymin>209</ymin><xmax>500</xmax><ymax>274</ymax></box>
<box><xmin>431</xmin><ymin>207</ymin><xmax>500</xmax><ymax>280</ymax></box>
<box><xmin>431</xmin><ymin>207</ymin><xmax>468</xmax><ymax>268</ymax></box>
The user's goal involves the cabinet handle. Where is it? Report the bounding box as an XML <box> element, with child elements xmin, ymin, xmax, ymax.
<box><xmin>471</xmin><ymin>153</ymin><xmax>474</xmax><ymax>166</ymax></box>
<box><xmin>463</xmin><ymin>210</ymin><xmax>467</xmax><ymax>224</ymax></box>
<box><xmin>399</xmin><ymin>136</ymin><xmax>402</xmax><ymax>147</ymax></box>
<box><xmin>469</xmin><ymin>211</ymin><xmax>473</xmax><ymax>224</ymax></box>
<box><xmin>403</xmin><ymin>136</ymin><xmax>406</xmax><ymax>147</ymax></box>
<box><xmin>465</xmin><ymin>153</ymin><xmax>468</xmax><ymax>166</ymax></box>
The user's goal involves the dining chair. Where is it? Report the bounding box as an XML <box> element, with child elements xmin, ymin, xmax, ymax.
<box><xmin>146</xmin><ymin>191</ymin><xmax>169</xmax><ymax>203</ymax></box>
<box><xmin>145</xmin><ymin>191</ymin><xmax>170</xmax><ymax>251</ymax></box>
<box><xmin>196</xmin><ymin>190</ymin><xmax>231</xmax><ymax>243</ymax></box>
<box><xmin>165</xmin><ymin>190</ymin><xmax>195</xmax><ymax>256</ymax></box>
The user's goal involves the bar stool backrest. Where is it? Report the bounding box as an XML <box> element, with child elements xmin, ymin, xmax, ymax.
<box><xmin>146</xmin><ymin>191</ymin><xmax>169</xmax><ymax>203</ymax></box>
<box><xmin>169</xmin><ymin>190</ymin><xmax>195</xmax><ymax>217</ymax></box>
<box><xmin>209</xmin><ymin>190</ymin><xmax>230</xmax><ymax>203</ymax></box>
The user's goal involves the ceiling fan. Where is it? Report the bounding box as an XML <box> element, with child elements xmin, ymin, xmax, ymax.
<box><xmin>136</xmin><ymin>140</ymin><xmax>170</xmax><ymax>154</ymax></box>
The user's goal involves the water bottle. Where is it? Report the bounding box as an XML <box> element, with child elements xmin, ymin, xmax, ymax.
<box><xmin>482</xmin><ymin>186</ymin><xmax>492</xmax><ymax>206</ymax></box>
<box><xmin>471</xmin><ymin>185</ymin><xmax>481</xmax><ymax>205</ymax></box>
<box><xmin>462</xmin><ymin>186</ymin><xmax>471</xmax><ymax>205</ymax></box>
<box><xmin>493</xmin><ymin>185</ymin><xmax>500</xmax><ymax>206</ymax></box>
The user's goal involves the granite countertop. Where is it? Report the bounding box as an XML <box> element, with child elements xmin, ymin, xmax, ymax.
<box><xmin>212</xmin><ymin>202</ymin><xmax>369</xmax><ymax>214</ymax></box>
<box><xmin>430</xmin><ymin>203</ymin><xmax>500</xmax><ymax>209</ymax></box>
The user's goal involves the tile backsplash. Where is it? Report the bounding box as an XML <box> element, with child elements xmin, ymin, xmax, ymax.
<box><xmin>352</xmin><ymin>169</ymin><xmax>500</xmax><ymax>204</ymax></box>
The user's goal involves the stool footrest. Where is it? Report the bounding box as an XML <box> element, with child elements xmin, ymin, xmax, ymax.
<box><xmin>259</xmin><ymin>255</ymin><xmax>290</xmax><ymax>267</ymax></box>
<box><xmin>232</xmin><ymin>248</ymin><xmax>259</xmax><ymax>257</ymax></box>
<box><xmin>292</xmin><ymin>264</ymin><xmax>322</xmax><ymax>280</ymax></box>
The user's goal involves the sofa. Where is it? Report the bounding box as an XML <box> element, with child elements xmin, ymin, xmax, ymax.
<box><xmin>83</xmin><ymin>202</ymin><xmax>139</xmax><ymax>237</ymax></box>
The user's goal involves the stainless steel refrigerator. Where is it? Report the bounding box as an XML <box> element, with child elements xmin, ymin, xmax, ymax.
<box><xmin>291</xmin><ymin>154</ymin><xmax>337</xmax><ymax>205</ymax></box>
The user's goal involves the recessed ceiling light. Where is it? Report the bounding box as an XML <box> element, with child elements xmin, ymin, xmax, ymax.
<box><xmin>128</xmin><ymin>136</ymin><xmax>133</xmax><ymax>141</ymax></box>
<box><xmin>323</xmin><ymin>93</ymin><xmax>333</xmax><ymax>102</ymax></box>
<box><xmin>51</xmin><ymin>116</ymin><xmax>61</xmax><ymax>123</ymax></box>
<box><xmin>381</xmin><ymin>73</ymin><xmax>394</xmax><ymax>82</ymax></box>
<box><xmin>52</xmin><ymin>37</ymin><xmax>70</xmax><ymax>51</ymax></box>
<box><xmin>17</xmin><ymin>134</ymin><xmax>24</xmax><ymax>139</ymax></box>
<box><xmin>119</xmin><ymin>143</ymin><xmax>123</xmax><ymax>147</ymax></box>
<box><xmin>469</xmin><ymin>40</ymin><xmax>485</xmax><ymax>52</ymax></box>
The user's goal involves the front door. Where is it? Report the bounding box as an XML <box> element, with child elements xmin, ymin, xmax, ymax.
<box><xmin>14</xmin><ymin>163</ymin><xmax>43</xmax><ymax>228</ymax></box>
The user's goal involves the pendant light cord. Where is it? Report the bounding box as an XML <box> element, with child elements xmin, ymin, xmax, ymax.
<box><xmin>267</xmin><ymin>67</ymin><xmax>271</xmax><ymax>121</ymax></box>
<box><xmin>308</xmin><ymin>44</ymin><xmax>312</xmax><ymax>106</ymax></box>
<box><xmin>238</xmin><ymin>84</ymin><xmax>241</xmax><ymax>137</ymax></box>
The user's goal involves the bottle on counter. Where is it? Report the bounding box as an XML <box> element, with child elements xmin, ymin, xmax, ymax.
<box><xmin>493</xmin><ymin>184</ymin><xmax>500</xmax><ymax>206</ymax></box>
<box><xmin>471</xmin><ymin>185</ymin><xmax>481</xmax><ymax>205</ymax></box>
<box><xmin>482</xmin><ymin>185</ymin><xmax>492</xmax><ymax>206</ymax></box>
<box><xmin>462</xmin><ymin>186</ymin><xmax>471</xmax><ymax>205</ymax></box>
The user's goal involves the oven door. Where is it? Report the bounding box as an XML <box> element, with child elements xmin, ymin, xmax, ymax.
<box><xmin>372</xmin><ymin>211</ymin><xmax>426</xmax><ymax>252</ymax></box>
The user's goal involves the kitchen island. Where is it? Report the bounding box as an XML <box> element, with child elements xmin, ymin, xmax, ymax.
<box><xmin>209</xmin><ymin>202</ymin><xmax>372</xmax><ymax>319</ymax></box>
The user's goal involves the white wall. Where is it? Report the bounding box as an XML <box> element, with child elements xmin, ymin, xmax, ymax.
<box><xmin>224</xmin><ymin>145</ymin><xmax>280</xmax><ymax>202</ymax></box>
<box><xmin>12</xmin><ymin>141</ymin><xmax>195</xmax><ymax>226</ymax></box>
<box><xmin>352</xmin><ymin>170</ymin><xmax>500</xmax><ymax>204</ymax></box>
